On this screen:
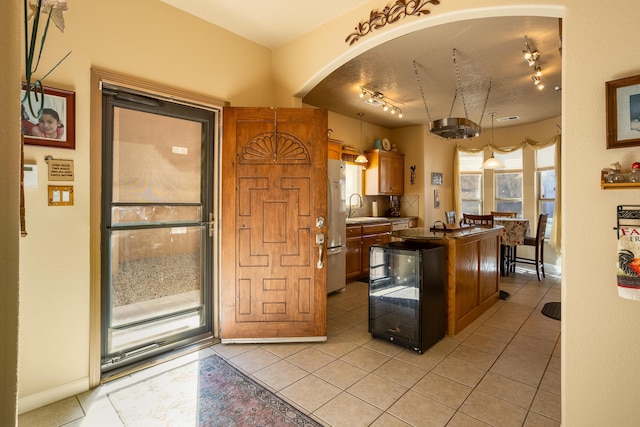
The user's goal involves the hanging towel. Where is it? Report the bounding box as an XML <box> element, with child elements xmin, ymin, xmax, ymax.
<box><xmin>617</xmin><ymin>226</ymin><xmax>640</xmax><ymax>300</ymax></box>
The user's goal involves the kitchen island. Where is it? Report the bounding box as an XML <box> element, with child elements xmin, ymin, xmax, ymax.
<box><xmin>345</xmin><ymin>216</ymin><xmax>418</xmax><ymax>281</ymax></box>
<box><xmin>392</xmin><ymin>226</ymin><xmax>503</xmax><ymax>336</ymax></box>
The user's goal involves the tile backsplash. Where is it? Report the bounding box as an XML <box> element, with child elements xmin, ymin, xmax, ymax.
<box><xmin>400</xmin><ymin>195</ymin><xmax>419</xmax><ymax>217</ymax></box>
<box><xmin>359</xmin><ymin>195</ymin><xmax>419</xmax><ymax>218</ymax></box>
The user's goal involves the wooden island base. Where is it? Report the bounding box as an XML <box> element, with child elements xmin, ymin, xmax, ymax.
<box><xmin>392</xmin><ymin>226</ymin><xmax>502</xmax><ymax>336</ymax></box>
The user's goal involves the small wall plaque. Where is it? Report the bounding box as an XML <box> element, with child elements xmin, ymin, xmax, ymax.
<box><xmin>48</xmin><ymin>159</ymin><xmax>74</xmax><ymax>181</ymax></box>
<box><xmin>432</xmin><ymin>172</ymin><xmax>443</xmax><ymax>185</ymax></box>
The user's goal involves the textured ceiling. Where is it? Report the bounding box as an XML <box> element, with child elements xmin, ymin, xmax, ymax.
<box><xmin>303</xmin><ymin>16</ymin><xmax>562</xmax><ymax>130</ymax></box>
<box><xmin>161</xmin><ymin>2</ymin><xmax>562</xmax><ymax>131</ymax></box>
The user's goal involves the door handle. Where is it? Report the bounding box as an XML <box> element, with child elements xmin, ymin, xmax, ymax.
<box><xmin>316</xmin><ymin>232</ymin><xmax>325</xmax><ymax>269</ymax></box>
<box><xmin>317</xmin><ymin>245</ymin><xmax>323</xmax><ymax>269</ymax></box>
<box><xmin>203</xmin><ymin>212</ymin><xmax>214</xmax><ymax>237</ymax></box>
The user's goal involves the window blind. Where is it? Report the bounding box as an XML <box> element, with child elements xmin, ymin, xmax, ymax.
<box><xmin>536</xmin><ymin>145</ymin><xmax>555</xmax><ymax>168</ymax></box>
<box><xmin>459</xmin><ymin>151</ymin><xmax>483</xmax><ymax>171</ymax></box>
<box><xmin>495</xmin><ymin>149</ymin><xmax>523</xmax><ymax>170</ymax></box>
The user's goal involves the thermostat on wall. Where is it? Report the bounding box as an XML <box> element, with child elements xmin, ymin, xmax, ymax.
<box><xmin>23</xmin><ymin>164</ymin><xmax>38</xmax><ymax>187</ymax></box>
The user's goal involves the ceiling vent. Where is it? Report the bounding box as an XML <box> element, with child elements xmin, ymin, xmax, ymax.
<box><xmin>496</xmin><ymin>115</ymin><xmax>520</xmax><ymax>122</ymax></box>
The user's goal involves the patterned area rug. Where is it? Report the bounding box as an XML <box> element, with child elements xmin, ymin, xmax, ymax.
<box><xmin>109</xmin><ymin>354</ymin><xmax>322</xmax><ymax>426</ymax></box>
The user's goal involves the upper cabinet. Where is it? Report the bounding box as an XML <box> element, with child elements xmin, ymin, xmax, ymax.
<box><xmin>364</xmin><ymin>149</ymin><xmax>404</xmax><ymax>196</ymax></box>
<box><xmin>328</xmin><ymin>139</ymin><xmax>342</xmax><ymax>160</ymax></box>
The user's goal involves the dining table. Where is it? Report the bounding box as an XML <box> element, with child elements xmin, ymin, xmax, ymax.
<box><xmin>493</xmin><ymin>217</ymin><xmax>530</xmax><ymax>276</ymax></box>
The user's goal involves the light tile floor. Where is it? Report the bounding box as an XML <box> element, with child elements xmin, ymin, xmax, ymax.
<box><xmin>19</xmin><ymin>265</ymin><xmax>561</xmax><ymax>426</ymax></box>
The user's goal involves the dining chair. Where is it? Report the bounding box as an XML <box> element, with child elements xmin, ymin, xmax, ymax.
<box><xmin>491</xmin><ymin>211</ymin><xmax>517</xmax><ymax>218</ymax></box>
<box><xmin>515</xmin><ymin>213</ymin><xmax>549</xmax><ymax>280</ymax></box>
<box><xmin>461</xmin><ymin>213</ymin><xmax>494</xmax><ymax>226</ymax></box>
<box><xmin>492</xmin><ymin>212</ymin><xmax>518</xmax><ymax>274</ymax></box>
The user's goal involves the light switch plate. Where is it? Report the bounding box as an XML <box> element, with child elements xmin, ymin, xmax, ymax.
<box><xmin>48</xmin><ymin>185</ymin><xmax>74</xmax><ymax>206</ymax></box>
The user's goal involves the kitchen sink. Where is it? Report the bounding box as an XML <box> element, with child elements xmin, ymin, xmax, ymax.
<box><xmin>346</xmin><ymin>216</ymin><xmax>391</xmax><ymax>224</ymax></box>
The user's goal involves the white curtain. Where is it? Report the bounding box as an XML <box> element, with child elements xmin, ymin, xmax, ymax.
<box><xmin>454</xmin><ymin>134</ymin><xmax>562</xmax><ymax>251</ymax></box>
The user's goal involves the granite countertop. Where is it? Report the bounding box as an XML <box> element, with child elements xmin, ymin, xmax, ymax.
<box><xmin>393</xmin><ymin>225</ymin><xmax>503</xmax><ymax>240</ymax></box>
<box><xmin>346</xmin><ymin>216</ymin><xmax>416</xmax><ymax>225</ymax></box>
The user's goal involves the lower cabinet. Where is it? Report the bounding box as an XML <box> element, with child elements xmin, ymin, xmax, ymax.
<box><xmin>346</xmin><ymin>233</ymin><xmax>362</xmax><ymax>281</ymax></box>
<box><xmin>346</xmin><ymin>222</ymin><xmax>391</xmax><ymax>281</ymax></box>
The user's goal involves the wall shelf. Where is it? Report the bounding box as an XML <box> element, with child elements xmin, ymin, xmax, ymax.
<box><xmin>601</xmin><ymin>169</ymin><xmax>640</xmax><ymax>189</ymax></box>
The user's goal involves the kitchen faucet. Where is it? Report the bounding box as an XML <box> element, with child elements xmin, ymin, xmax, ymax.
<box><xmin>348</xmin><ymin>193</ymin><xmax>363</xmax><ymax>218</ymax></box>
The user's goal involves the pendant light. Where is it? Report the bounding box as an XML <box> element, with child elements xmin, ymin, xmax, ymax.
<box><xmin>355</xmin><ymin>112</ymin><xmax>368</xmax><ymax>164</ymax></box>
<box><xmin>482</xmin><ymin>112</ymin><xmax>504</xmax><ymax>169</ymax></box>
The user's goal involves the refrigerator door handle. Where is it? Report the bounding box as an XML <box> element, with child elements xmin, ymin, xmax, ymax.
<box><xmin>327</xmin><ymin>247</ymin><xmax>343</xmax><ymax>255</ymax></box>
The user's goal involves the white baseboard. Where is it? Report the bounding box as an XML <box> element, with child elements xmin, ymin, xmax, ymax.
<box><xmin>18</xmin><ymin>377</ymin><xmax>89</xmax><ymax>415</ymax></box>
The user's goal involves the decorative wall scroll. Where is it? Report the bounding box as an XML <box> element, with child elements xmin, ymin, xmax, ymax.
<box><xmin>345</xmin><ymin>0</ymin><xmax>441</xmax><ymax>46</ymax></box>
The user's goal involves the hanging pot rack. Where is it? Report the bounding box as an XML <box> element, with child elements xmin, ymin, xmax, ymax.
<box><xmin>413</xmin><ymin>48</ymin><xmax>492</xmax><ymax>139</ymax></box>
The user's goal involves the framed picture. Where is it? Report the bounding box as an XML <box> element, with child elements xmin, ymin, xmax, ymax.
<box><xmin>21</xmin><ymin>84</ymin><xmax>75</xmax><ymax>149</ymax></box>
<box><xmin>434</xmin><ymin>189</ymin><xmax>440</xmax><ymax>208</ymax></box>
<box><xmin>445</xmin><ymin>210</ymin><xmax>456</xmax><ymax>224</ymax></box>
<box><xmin>431</xmin><ymin>172</ymin><xmax>443</xmax><ymax>185</ymax></box>
<box><xmin>606</xmin><ymin>74</ymin><xmax>640</xmax><ymax>149</ymax></box>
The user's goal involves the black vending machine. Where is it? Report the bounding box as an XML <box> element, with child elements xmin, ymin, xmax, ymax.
<box><xmin>368</xmin><ymin>241</ymin><xmax>446</xmax><ymax>353</ymax></box>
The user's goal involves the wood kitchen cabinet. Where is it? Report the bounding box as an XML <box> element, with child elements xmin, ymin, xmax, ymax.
<box><xmin>345</xmin><ymin>226</ymin><xmax>363</xmax><ymax>281</ymax></box>
<box><xmin>364</xmin><ymin>149</ymin><xmax>404</xmax><ymax>196</ymax></box>
<box><xmin>328</xmin><ymin>139</ymin><xmax>342</xmax><ymax>160</ymax></box>
<box><xmin>345</xmin><ymin>222</ymin><xmax>391</xmax><ymax>280</ymax></box>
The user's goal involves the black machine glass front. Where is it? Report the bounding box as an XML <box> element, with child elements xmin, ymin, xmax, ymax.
<box><xmin>369</xmin><ymin>242</ymin><xmax>446</xmax><ymax>353</ymax></box>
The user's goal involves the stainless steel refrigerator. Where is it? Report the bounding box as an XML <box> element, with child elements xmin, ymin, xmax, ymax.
<box><xmin>327</xmin><ymin>159</ymin><xmax>347</xmax><ymax>293</ymax></box>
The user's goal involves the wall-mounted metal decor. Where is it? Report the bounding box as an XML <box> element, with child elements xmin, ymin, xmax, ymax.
<box><xmin>345</xmin><ymin>0</ymin><xmax>441</xmax><ymax>46</ymax></box>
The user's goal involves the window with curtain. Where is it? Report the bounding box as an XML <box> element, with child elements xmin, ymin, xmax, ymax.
<box><xmin>494</xmin><ymin>149</ymin><xmax>523</xmax><ymax>216</ymax></box>
<box><xmin>459</xmin><ymin>151</ymin><xmax>484</xmax><ymax>214</ymax></box>
<box><xmin>536</xmin><ymin>144</ymin><xmax>556</xmax><ymax>239</ymax></box>
<box><xmin>345</xmin><ymin>163</ymin><xmax>363</xmax><ymax>206</ymax></box>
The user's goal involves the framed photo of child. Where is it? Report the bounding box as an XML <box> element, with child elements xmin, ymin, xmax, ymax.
<box><xmin>21</xmin><ymin>84</ymin><xmax>75</xmax><ymax>150</ymax></box>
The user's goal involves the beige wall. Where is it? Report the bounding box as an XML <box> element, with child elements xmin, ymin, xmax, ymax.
<box><xmin>391</xmin><ymin>126</ymin><xmax>426</xmax><ymax>218</ymax></box>
<box><xmin>273</xmin><ymin>2</ymin><xmax>640</xmax><ymax>425</ymax></box>
<box><xmin>1</xmin><ymin>1</ymin><xmax>21</xmax><ymax>425</ymax></box>
<box><xmin>15</xmin><ymin>0</ymin><xmax>273</xmax><ymax>413</ymax></box>
<box><xmin>6</xmin><ymin>0</ymin><xmax>640</xmax><ymax>425</ymax></box>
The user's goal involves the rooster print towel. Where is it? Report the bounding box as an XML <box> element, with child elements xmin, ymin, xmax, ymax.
<box><xmin>617</xmin><ymin>227</ymin><xmax>640</xmax><ymax>300</ymax></box>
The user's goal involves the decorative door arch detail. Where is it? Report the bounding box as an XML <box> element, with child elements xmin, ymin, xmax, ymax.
<box><xmin>240</xmin><ymin>132</ymin><xmax>310</xmax><ymax>164</ymax></box>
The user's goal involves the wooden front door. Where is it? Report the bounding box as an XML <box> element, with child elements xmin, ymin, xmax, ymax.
<box><xmin>220</xmin><ymin>107</ymin><xmax>328</xmax><ymax>341</ymax></box>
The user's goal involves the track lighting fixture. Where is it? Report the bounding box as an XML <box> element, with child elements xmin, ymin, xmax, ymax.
<box><xmin>523</xmin><ymin>36</ymin><xmax>540</xmax><ymax>66</ymax></box>
<box><xmin>532</xmin><ymin>75</ymin><xmax>545</xmax><ymax>90</ymax></box>
<box><xmin>357</xmin><ymin>86</ymin><xmax>403</xmax><ymax>119</ymax></box>
<box><xmin>522</xmin><ymin>36</ymin><xmax>544</xmax><ymax>90</ymax></box>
